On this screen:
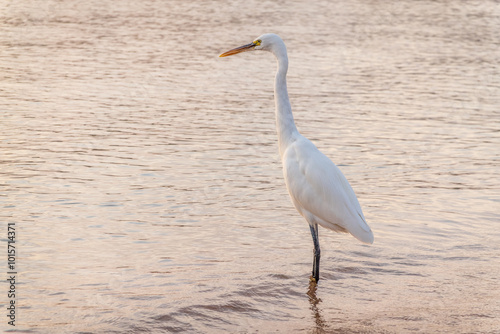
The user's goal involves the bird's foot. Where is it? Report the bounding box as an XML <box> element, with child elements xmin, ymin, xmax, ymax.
<box><xmin>309</xmin><ymin>275</ymin><xmax>317</xmax><ymax>284</ymax></box>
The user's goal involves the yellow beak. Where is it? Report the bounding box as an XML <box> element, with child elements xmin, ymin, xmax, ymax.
<box><xmin>219</xmin><ymin>42</ymin><xmax>256</xmax><ymax>57</ymax></box>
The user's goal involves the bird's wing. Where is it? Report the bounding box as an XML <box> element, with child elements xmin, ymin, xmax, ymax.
<box><xmin>283</xmin><ymin>136</ymin><xmax>374</xmax><ymax>244</ymax></box>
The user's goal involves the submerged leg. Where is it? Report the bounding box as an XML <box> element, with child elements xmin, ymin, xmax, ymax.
<box><xmin>309</xmin><ymin>223</ymin><xmax>320</xmax><ymax>283</ymax></box>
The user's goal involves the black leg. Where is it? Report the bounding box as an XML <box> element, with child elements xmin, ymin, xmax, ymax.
<box><xmin>309</xmin><ymin>223</ymin><xmax>320</xmax><ymax>283</ymax></box>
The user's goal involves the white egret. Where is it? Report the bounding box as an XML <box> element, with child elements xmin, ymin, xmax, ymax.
<box><xmin>219</xmin><ymin>34</ymin><xmax>374</xmax><ymax>283</ymax></box>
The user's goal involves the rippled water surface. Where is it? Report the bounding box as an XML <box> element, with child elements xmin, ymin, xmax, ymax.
<box><xmin>2</xmin><ymin>0</ymin><xmax>500</xmax><ymax>333</ymax></box>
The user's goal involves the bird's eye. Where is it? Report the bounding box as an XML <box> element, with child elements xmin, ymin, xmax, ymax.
<box><xmin>254</xmin><ymin>39</ymin><xmax>262</xmax><ymax>46</ymax></box>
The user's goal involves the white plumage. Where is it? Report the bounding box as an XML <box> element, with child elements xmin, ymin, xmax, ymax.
<box><xmin>220</xmin><ymin>33</ymin><xmax>374</xmax><ymax>282</ymax></box>
<box><xmin>283</xmin><ymin>137</ymin><xmax>373</xmax><ymax>243</ymax></box>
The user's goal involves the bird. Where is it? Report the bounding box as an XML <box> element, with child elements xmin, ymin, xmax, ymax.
<box><xmin>219</xmin><ymin>33</ymin><xmax>374</xmax><ymax>283</ymax></box>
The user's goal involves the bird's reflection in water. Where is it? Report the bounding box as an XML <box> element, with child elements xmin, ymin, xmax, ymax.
<box><xmin>307</xmin><ymin>281</ymin><xmax>327</xmax><ymax>333</ymax></box>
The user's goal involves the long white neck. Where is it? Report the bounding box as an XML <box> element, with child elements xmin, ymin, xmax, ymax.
<box><xmin>272</xmin><ymin>43</ymin><xmax>299</xmax><ymax>158</ymax></box>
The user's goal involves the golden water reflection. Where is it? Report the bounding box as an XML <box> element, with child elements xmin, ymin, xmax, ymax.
<box><xmin>1</xmin><ymin>0</ymin><xmax>499</xmax><ymax>332</ymax></box>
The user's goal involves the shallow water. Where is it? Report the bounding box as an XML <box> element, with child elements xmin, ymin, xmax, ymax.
<box><xmin>1</xmin><ymin>0</ymin><xmax>500</xmax><ymax>333</ymax></box>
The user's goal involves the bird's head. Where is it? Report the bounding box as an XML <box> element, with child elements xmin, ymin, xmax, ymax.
<box><xmin>219</xmin><ymin>33</ymin><xmax>284</xmax><ymax>57</ymax></box>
